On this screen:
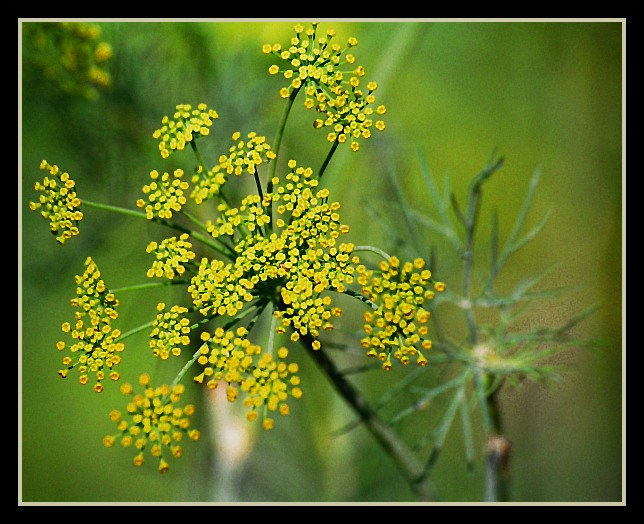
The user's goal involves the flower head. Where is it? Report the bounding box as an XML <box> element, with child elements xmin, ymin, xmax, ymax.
<box><xmin>57</xmin><ymin>257</ymin><xmax>123</xmax><ymax>391</ymax></box>
<box><xmin>191</xmin><ymin>131</ymin><xmax>276</xmax><ymax>206</ymax></box>
<box><xmin>194</xmin><ymin>329</ymin><xmax>302</xmax><ymax>429</ymax></box>
<box><xmin>152</xmin><ymin>103</ymin><xmax>219</xmax><ymax>159</ymax></box>
<box><xmin>263</xmin><ymin>23</ymin><xmax>385</xmax><ymax>151</ymax></box>
<box><xmin>145</xmin><ymin>233</ymin><xmax>196</xmax><ymax>279</ymax></box>
<box><xmin>136</xmin><ymin>168</ymin><xmax>189</xmax><ymax>220</ymax></box>
<box><xmin>149</xmin><ymin>303</ymin><xmax>192</xmax><ymax>359</ymax></box>
<box><xmin>29</xmin><ymin>160</ymin><xmax>83</xmax><ymax>244</ymax></box>
<box><xmin>189</xmin><ymin>159</ymin><xmax>355</xmax><ymax>348</ymax></box>
<box><xmin>103</xmin><ymin>374</ymin><xmax>200</xmax><ymax>472</ymax></box>
<box><xmin>357</xmin><ymin>257</ymin><xmax>444</xmax><ymax>370</ymax></box>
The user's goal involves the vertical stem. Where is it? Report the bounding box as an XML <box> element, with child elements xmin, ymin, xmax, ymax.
<box><xmin>267</xmin><ymin>86</ymin><xmax>301</xmax><ymax>233</ymax></box>
<box><xmin>270</xmin><ymin>86</ymin><xmax>301</xmax><ymax>175</ymax></box>
<box><xmin>318</xmin><ymin>139</ymin><xmax>339</xmax><ymax>180</ymax></box>
<box><xmin>484</xmin><ymin>387</ymin><xmax>511</xmax><ymax>502</ymax></box>
<box><xmin>459</xmin><ymin>155</ymin><xmax>511</xmax><ymax>502</ymax></box>
<box><xmin>190</xmin><ymin>140</ymin><xmax>208</xmax><ymax>173</ymax></box>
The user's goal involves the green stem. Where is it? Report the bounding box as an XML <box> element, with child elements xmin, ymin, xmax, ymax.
<box><xmin>300</xmin><ymin>336</ymin><xmax>436</xmax><ymax>501</ymax></box>
<box><xmin>82</xmin><ymin>199</ymin><xmax>148</xmax><ymax>221</ymax></box>
<box><xmin>190</xmin><ymin>140</ymin><xmax>208</xmax><ymax>174</ymax></box>
<box><xmin>82</xmin><ymin>199</ymin><xmax>235</xmax><ymax>259</ymax></box>
<box><xmin>483</xmin><ymin>383</ymin><xmax>510</xmax><ymax>502</ymax></box>
<box><xmin>318</xmin><ymin>139</ymin><xmax>339</xmax><ymax>180</ymax></box>
<box><xmin>462</xmin><ymin>196</ymin><xmax>479</xmax><ymax>347</ymax></box>
<box><xmin>342</xmin><ymin>288</ymin><xmax>378</xmax><ymax>310</ymax></box>
<box><xmin>168</xmin><ymin>343</ymin><xmax>205</xmax><ymax>393</ymax></box>
<box><xmin>118</xmin><ymin>320</ymin><xmax>155</xmax><ymax>342</ymax></box>
<box><xmin>267</xmin><ymin>86</ymin><xmax>301</xmax><ymax>233</ymax></box>
<box><xmin>352</xmin><ymin>245</ymin><xmax>392</xmax><ymax>261</ymax></box>
<box><xmin>252</xmin><ymin>172</ymin><xmax>266</xmax><ymax>237</ymax></box>
<box><xmin>266</xmin><ymin>304</ymin><xmax>277</xmax><ymax>358</ymax></box>
<box><xmin>111</xmin><ymin>280</ymin><xmax>188</xmax><ymax>293</ymax></box>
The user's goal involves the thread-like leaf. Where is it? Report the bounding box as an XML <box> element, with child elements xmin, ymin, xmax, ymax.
<box><xmin>422</xmin><ymin>385</ymin><xmax>465</xmax><ymax>475</ymax></box>
<box><xmin>496</xmin><ymin>166</ymin><xmax>542</xmax><ymax>271</ymax></box>
<box><xmin>391</xmin><ymin>373</ymin><xmax>467</xmax><ymax>425</ymax></box>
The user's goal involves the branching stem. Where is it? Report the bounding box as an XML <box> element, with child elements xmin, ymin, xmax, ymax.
<box><xmin>300</xmin><ymin>336</ymin><xmax>436</xmax><ymax>501</ymax></box>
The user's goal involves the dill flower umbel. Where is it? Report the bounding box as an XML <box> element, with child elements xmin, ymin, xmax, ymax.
<box><xmin>56</xmin><ymin>257</ymin><xmax>124</xmax><ymax>392</ymax></box>
<box><xmin>29</xmin><ymin>160</ymin><xmax>83</xmax><ymax>244</ymax></box>
<box><xmin>136</xmin><ymin>168</ymin><xmax>189</xmax><ymax>220</ymax></box>
<box><xmin>189</xmin><ymin>158</ymin><xmax>354</xmax><ymax>348</ymax></box>
<box><xmin>103</xmin><ymin>374</ymin><xmax>200</xmax><ymax>472</ymax></box>
<box><xmin>263</xmin><ymin>22</ymin><xmax>386</xmax><ymax>151</ymax></box>
<box><xmin>191</xmin><ymin>131</ymin><xmax>276</xmax><ymax>205</ymax></box>
<box><xmin>149</xmin><ymin>303</ymin><xmax>192</xmax><ymax>359</ymax></box>
<box><xmin>152</xmin><ymin>103</ymin><xmax>219</xmax><ymax>159</ymax></box>
<box><xmin>145</xmin><ymin>233</ymin><xmax>196</xmax><ymax>279</ymax></box>
<box><xmin>194</xmin><ymin>329</ymin><xmax>302</xmax><ymax>429</ymax></box>
<box><xmin>357</xmin><ymin>257</ymin><xmax>445</xmax><ymax>370</ymax></box>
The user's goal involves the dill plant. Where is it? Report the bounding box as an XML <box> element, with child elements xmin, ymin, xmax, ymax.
<box><xmin>24</xmin><ymin>21</ymin><xmax>595</xmax><ymax>503</ymax></box>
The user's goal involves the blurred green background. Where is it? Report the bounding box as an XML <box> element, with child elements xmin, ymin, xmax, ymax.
<box><xmin>20</xmin><ymin>20</ymin><xmax>623</xmax><ymax>503</ymax></box>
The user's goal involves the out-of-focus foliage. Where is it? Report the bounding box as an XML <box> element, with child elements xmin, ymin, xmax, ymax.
<box><xmin>20</xmin><ymin>21</ymin><xmax>622</xmax><ymax>503</ymax></box>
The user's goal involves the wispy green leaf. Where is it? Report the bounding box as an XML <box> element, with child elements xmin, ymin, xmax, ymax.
<box><xmin>496</xmin><ymin>166</ymin><xmax>542</xmax><ymax>272</ymax></box>
<box><xmin>391</xmin><ymin>372</ymin><xmax>467</xmax><ymax>425</ymax></box>
<box><xmin>417</xmin><ymin>150</ymin><xmax>454</xmax><ymax>232</ymax></box>
<box><xmin>422</xmin><ymin>385</ymin><xmax>466</xmax><ymax>475</ymax></box>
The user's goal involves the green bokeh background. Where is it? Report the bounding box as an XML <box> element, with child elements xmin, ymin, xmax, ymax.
<box><xmin>20</xmin><ymin>20</ymin><xmax>623</xmax><ymax>503</ymax></box>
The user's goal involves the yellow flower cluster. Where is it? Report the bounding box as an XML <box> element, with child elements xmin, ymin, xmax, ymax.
<box><xmin>190</xmin><ymin>159</ymin><xmax>354</xmax><ymax>347</ymax></box>
<box><xmin>190</xmin><ymin>165</ymin><xmax>227</xmax><ymax>205</ymax></box>
<box><xmin>312</xmin><ymin>81</ymin><xmax>386</xmax><ymax>152</ymax></box>
<box><xmin>152</xmin><ymin>103</ymin><xmax>219</xmax><ymax>159</ymax></box>
<box><xmin>189</xmin><ymin>257</ymin><xmax>255</xmax><ymax>318</ymax></box>
<box><xmin>263</xmin><ymin>22</ymin><xmax>385</xmax><ymax>151</ymax></box>
<box><xmin>271</xmin><ymin>161</ymin><xmax>355</xmax><ymax>342</ymax></box>
<box><xmin>206</xmin><ymin>193</ymin><xmax>271</xmax><ymax>238</ymax></box>
<box><xmin>219</xmin><ymin>131</ymin><xmax>276</xmax><ymax>176</ymax></box>
<box><xmin>136</xmin><ymin>168</ymin><xmax>189</xmax><ymax>220</ymax></box>
<box><xmin>357</xmin><ymin>257</ymin><xmax>445</xmax><ymax>370</ymax></box>
<box><xmin>194</xmin><ymin>328</ymin><xmax>302</xmax><ymax>430</ymax></box>
<box><xmin>57</xmin><ymin>257</ymin><xmax>124</xmax><ymax>392</ymax></box>
<box><xmin>29</xmin><ymin>160</ymin><xmax>83</xmax><ymax>244</ymax></box>
<box><xmin>23</xmin><ymin>22</ymin><xmax>112</xmax><ymax>99</ymax></box>
<box><xmin>191</xmin><ymin>131</ymin><xmax>276</xmax><ymax>206</ymax></box>
<box><xmin>145</xmin><ymin>233</ymin><xmax>196</xmax><ymax>279</ymax></box>
<box><xmin>103</xmin><ymin>374</ymin><xmax>200</xmax><ymax>473</ymax></box>
<box><xmin>149</xmin><ymin>303</ymin><xmax>191</xmax><ymax>359</ymax></box>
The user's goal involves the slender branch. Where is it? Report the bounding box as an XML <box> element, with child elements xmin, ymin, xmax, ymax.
<box><xmin>352</xmin><ymin>245</ymin><xmax>392</xmax><ymax>262</ymax></box>
<box><xmin>82</xmin><ymin>199</ymin><xmax>235</xmax><ymax>259</ymax></box>
<box><xmin>118</xmin><ymin>320</ymin><xmax>155</xmax><ymax>342</ymax></box>
<box><xmin>267</xmin><ymin>86</ymin><xmax>301</xmax><ymax>233</ymax></box>
<box><xmin>318</xmin><ymin>139</ymin><xmax>339</xmax><ymax>180</ymax></box>
<box><xmin>82</xmin><ymin>199</ymin><xmax>149</xmax><ymax>221</ymax></box>
<box><xmin>342</xmin><ymin>288</ymin><xmax>378</xmax><ymax>310</ymax></box>
<box><xmin>300</xmin><ymin>336</ymin><xmax>436</xmax><ymax>501</ymax></box>
<box><xmin>270</xmin><ymin>86</ymin><xmax>302</xmax><ymax>178</ymax></box>
<box><xmin>111</xmin><ymin>279</ymin><xmax>188</xmax><ymax>293</ymax></box>
<box><xmin>189</xmin><ymin>140</ymin><xmax>209</xmax><ymax>175</ymax></box>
